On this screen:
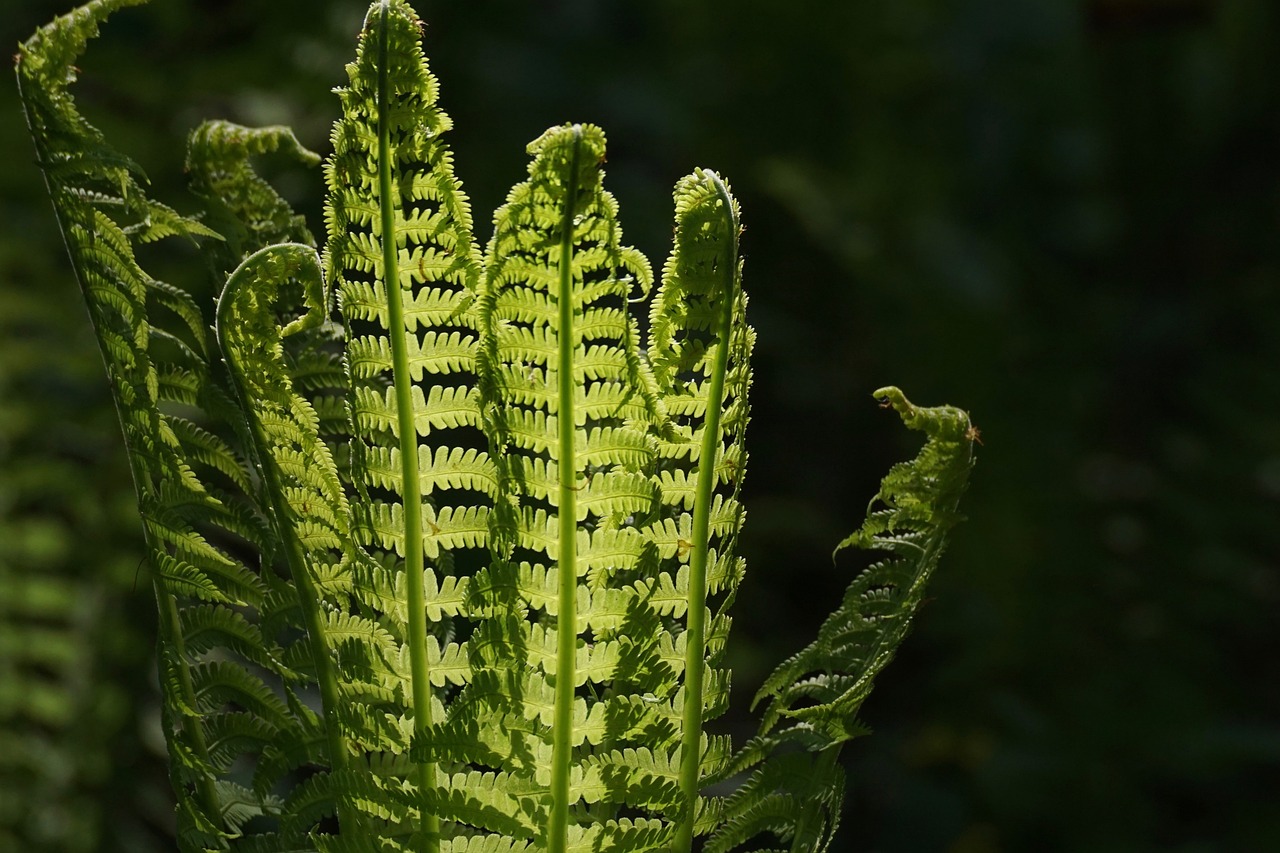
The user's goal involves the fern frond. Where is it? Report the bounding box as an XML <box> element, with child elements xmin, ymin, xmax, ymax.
<box><xmin>21</xmin><ymin>3</ymin><xmax>978</xmax><ymax>850</ymax></box>
<box><xmin>18</xmin><ymin>2</ymin><xmax>333</xmax><ymax>845</ymax></box>
<box><xmin>19</xmin><ymin>0</ymin><xmax>232</xmax><ymax>836</ymax></box>
<box><xmin>325</xmin><ymin>2</ymin><xmax>488</xmax><ymax>846</ymax></box>
<box><xmin>216</xmin><ymin>243</ymin><xmax>358</xmax><ymax>807</ymax></box>
<box><xmin>473</xmin><ymin>122</ymin><xmax>673</xmax><ymax>853</ymax></box>
<box><xmin>635</xmin><ymin>169</ymin><xmax>755</xmax><ymax>852</ymax></box>
<box><xmin>187</xmin><ymin>120</ymin><xmax>321</xmax><ymax>268</ymax></box>
<box><xmin>756</xmin><ymin>387</ymin><xmax>974</xmax><ymax>735</ymax></box>
<box><xmin>711</xmin><ymin>387</ymin><xmax>976</xmax><ymax>851</ymax></box>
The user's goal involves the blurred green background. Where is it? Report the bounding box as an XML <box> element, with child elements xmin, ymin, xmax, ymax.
<box><xmin>3</xmin><ymin>0</ymin><xmax>1278</xmax><ymax>849</ymax></box>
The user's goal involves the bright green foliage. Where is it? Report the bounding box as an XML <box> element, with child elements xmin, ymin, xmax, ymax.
<box><xmin>646</xmin><ymin>170</ymin><xmax>753</xmax><ymax>852</ymax></box>
<box><xmin>17</xmin><ymin>1</ymin><xmax>977</xmax><ymax>851</ymax></box>
<box><xmin>187</xmin><ymin>121</ymin><xmax>322</xmax><ymax>269</ymax></box>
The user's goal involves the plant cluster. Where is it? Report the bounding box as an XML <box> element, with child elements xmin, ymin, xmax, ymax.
<box><xmin>16</xmin><ymin>1</ymin><xmax>975</xmax><ymax>850</ymax></box>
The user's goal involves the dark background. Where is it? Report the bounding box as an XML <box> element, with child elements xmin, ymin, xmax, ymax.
<box><xmin>2</xmin><ymin>0</ymin><xmax>1278</xmax><ymax>850</ymax></box>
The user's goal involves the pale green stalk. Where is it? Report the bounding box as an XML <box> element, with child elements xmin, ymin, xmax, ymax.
<box><xmin>376</xmin><ymin>3</ymin><xmax>438</xmax><ymax>848</ymax></box>
<box><xmin>548</xmin><ymin>125</ymin><xmax>585</xmax><ymax>853</ymax></box>
<box><xmin>674</xmin><ymin>173</ymin><xmax>739</xmax><ymax>853</ymax></box>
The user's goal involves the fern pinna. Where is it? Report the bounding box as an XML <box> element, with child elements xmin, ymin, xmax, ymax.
<box><xmin>17</xmin><ymin>1</ymin><xmax>977</xmax><ymax>851</ymax></box>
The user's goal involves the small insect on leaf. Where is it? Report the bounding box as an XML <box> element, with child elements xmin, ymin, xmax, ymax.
<box><xmin>966</xmin><ymin>424</ymin><xmax>983</xmax><ymax>445</ymax></box>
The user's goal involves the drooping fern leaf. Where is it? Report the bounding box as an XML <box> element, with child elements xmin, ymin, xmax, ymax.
<box><xmin>19</xmin><ymin>2</ymin><xmax>978</xmax><ymax>851</ymax></box>
<box><xmin>705</xmin><ymin>387</ymin><xmax>976</xmax><ymax>853</ymax></box>
<box><xmin>763</xmin><ymin>388</ymin><xmax>973</xmax><ymax>736</ymax></box>
<box><xmin>18</xmin><ymin>2</ymin><xmax>340</xmax><ymax>848</ymax></box>
<box><xmin>187</xmin><ymin>121</ymin><xmax>322</xmax><ymax>270</ymax></box>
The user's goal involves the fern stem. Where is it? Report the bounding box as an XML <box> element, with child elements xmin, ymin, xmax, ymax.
<box><xmin>674</xmin><ymin>172</ymin><xmax>739</xmax><ymax>853</ymax></box>
<box><xmin>548</xmin><ymin>124</ymin><xmax>585</xmax><ymax>853</ymax></box>
<box><xmin>376</xmin><ymin>3</ymin><xmax>439</xmax><ymax>848</ymax></box>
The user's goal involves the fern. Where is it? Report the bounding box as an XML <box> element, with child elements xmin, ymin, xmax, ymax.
<box><xmin>17</xmin><ymin>2</ymin><xmax>335</xmax><ymax>847</ymax></box>
<box><xmin>17</xmin><ymin>1</ymin><xmax>978</xmax><ymax>851</ymax></box>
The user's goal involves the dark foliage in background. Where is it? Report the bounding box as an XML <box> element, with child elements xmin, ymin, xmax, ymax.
<box><xmin>3</xmin><ymin>0</ymin><xmax>1277</xmax><ymax>849</ymax></box>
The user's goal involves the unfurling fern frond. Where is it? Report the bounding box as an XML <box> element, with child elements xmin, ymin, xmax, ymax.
<box><xmin>706</xmin><ymin>387</ymin><xmax>976</xmax><ymax>853</ymax></box>
<box><xmin>760</xmin><ymin>388</ymin><xmax>973</xmax><ymax>737</ymax></box>
<box><xmin>647</xmin><ymin>169</ymin><xmax>753</xmax><ymax>852</ymax></box>
<box><xmin>20</xmin><ymin>1</ymin><xmax>977</xmax><ymax>851</ymax></box>
<box><xmin>187</xmin><ymin>121</ymin><xmax>322</xmax><ymax>269</ymax></box>
<box><xmin>216</xmin><ymin>244</ymin><xmax>352</xmax><ymax>800</ymax></box>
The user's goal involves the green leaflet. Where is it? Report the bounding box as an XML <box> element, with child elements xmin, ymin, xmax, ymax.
<box><xmin>20</xmin><ymin>1</ymin><xmax>977</xmax><ymax>852</ymax></box>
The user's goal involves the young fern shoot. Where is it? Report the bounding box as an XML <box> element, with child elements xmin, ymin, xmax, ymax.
<box><xmin>18</xmin><ymin>1</ymin><xmax>977</xmax><ymax>851</ymax></box>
